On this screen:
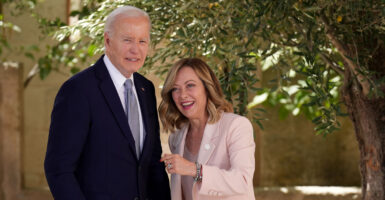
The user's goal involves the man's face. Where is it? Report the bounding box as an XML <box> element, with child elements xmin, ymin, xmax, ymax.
<box><xmin>104</xmin><ymin>15</ymin><xmax>150</xmax><ymax>78</ymax></box>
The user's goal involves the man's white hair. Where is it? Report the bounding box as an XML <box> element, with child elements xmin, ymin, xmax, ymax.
<box><xmin>104</xmin><ymin>6</ymin><xmax>151</xmax><ymax>35</ymax></box>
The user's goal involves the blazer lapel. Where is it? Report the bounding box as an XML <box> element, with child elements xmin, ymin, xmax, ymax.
<box><xmin>172</xmin><ymin>121</ymin><xmax>220</xmax><ymax>164</ymax></box>
<box><xmin>197</xmin><ymin>122</ymin><xmax>220</xmax><ymax>165</ymax></box>
<box><xmin>95</xmin><ymin>56</ymin><xmax>137</xmax><ymax>159</ymax></box>
<box><xmin>173</xmin><ymin>125</ymin><xmax>189</xmax><ymax>156</ymax></box>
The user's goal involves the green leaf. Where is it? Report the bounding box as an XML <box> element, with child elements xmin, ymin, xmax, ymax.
<box><xmin>87</xmin><ymin>44</ymin><xmax>97</xmax><ymax>56</ymax></box>
<box><xmin>39</xmin><ymin>66</ymin><xmax>51</xmax><ymax>80</ymax></box>
<box><xmin>70</xmin><ymin>67</ymin><xmax>80</xmax><ymax>74</ymax></box>
<box><xmin>24</xmin><ymin>52</ymin><xmax>35</xmax><ymax>60</ymax></box>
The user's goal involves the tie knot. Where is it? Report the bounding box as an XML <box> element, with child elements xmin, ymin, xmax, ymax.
<box><xmin>124</xmin><ymin>79</ymin><xmax>133</xmax><ymax>90</ymax></box>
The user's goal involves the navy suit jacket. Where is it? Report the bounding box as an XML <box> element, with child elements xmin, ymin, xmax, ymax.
<box><xmin>44</xmin><ymin>55</ymin><xmax>171</xmax><ymax>200</ymax></box>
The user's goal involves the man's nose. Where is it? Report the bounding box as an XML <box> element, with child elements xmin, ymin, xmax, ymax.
<box><xmin>129</xmin><ymin>42</ymin><xmax>139</xmax><ymax>54</ymax></box>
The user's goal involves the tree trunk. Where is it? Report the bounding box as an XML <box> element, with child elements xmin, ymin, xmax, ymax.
<box><xmin>343</xmin><ymin>75</ymin><xmax>385</xmax><ymax>200</ymax></box>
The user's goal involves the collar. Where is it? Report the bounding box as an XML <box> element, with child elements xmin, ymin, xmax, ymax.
<box><xmin>103</xmin><ymin>54</ymin><xmax>135</xmax><ymax>89</ymax></box>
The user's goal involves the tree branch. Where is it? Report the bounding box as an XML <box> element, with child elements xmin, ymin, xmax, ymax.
<box><xmin>320</xmin><ymin>52</ymin><xmax>344</xmax><ymax>76</ymax></box>
<box><xmin>320</xmin><ymin>14</ymin><xmax>371</xmax><ymax>95</ymax></box>
<box><xmin>24</xmin><ymin>64</ymin><xmax>39</xmax><ymax>88</ymax></box>
<box><xmin>290</xmin><ymin>15</ymin><xmax>345</xmax><ymax>77</ymax></box>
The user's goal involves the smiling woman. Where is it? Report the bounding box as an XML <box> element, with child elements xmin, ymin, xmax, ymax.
<box><xmin>159</xmin><ymin>58</ymin><xmax>256</xmax><ymax>200</ymax></box>
<box><xmin>170</xmin><ymin>66</ymin><xmax>208</xmax><ymax>124</ymax></box>
<box><xmin>159</xmin><ymin>58</ymin><xmax>233</xmax><ymax>133</ymax></box>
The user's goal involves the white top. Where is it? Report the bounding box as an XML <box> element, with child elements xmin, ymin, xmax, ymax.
<box><xmin>104</xmin><ymin>55</ymin><xmax>145</xmax><ymax>151</ymax></box>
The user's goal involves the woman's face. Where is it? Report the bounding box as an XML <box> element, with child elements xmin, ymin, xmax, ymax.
<box><xmin>171</xmin><ymin>66</ymin><xmax>208</xmax><ymax>122</ymax></box>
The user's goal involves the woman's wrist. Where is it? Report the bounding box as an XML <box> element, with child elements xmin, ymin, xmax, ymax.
<box><xmin>190</xmin><ymin>162</ymin><xmax>197</xmax><ymax>177</ymax></box>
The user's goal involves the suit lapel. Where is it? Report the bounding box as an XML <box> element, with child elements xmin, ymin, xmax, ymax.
<box><xmin>95</xmin><ymin>56</ymin><xmax>137</xmax><ymax>159</ymax></box>
<box><xmin>197</xmin><ymin>121</ymin><xmax>220</xmax><ymax>165</ymax></box>
<box><xmin>133</xmin><ymin>73</ymin><xmax>150</xmax><ymax>135</ymax></box>
<box><xmin>133</xmin><ymin>73</ymin><xmax>152</xmax><ymax>161</ymax></box>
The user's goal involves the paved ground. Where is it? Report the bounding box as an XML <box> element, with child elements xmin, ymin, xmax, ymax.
<box><xmin>34</xmin><ymin>186</ymin><xmax>362</xmax><ymax>200</ymax></box>
<box><xmin>254</xmin><ymin>186</ymin><xmax>361</xmax><ymax>200</ymax></box>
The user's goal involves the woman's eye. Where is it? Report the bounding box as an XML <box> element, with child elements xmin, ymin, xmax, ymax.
<box><xmin>187</xmin><ymin>84</ymin><xmax>195</xmax><ymax>88</ymax></box>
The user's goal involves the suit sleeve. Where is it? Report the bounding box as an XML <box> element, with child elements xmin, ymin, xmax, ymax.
<box><xmin>197</xmin><ymin>116</ymin><xmax>255</xmax><ymax>197</ymax></box>
<box><xmin>44</xmin><ymin>81</ymin><xmax>89</xmax><ymax>200</ymax></box>
<box><xmin>147</xmin><ymin>82</ymin><xmax>171</xmax><ymax>200</ymax></box>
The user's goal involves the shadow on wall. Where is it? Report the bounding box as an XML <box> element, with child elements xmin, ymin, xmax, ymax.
<box><xmin>260</xmin><ymin>105</ymin><xmax>360</xmax><ymax>186</ymax></box>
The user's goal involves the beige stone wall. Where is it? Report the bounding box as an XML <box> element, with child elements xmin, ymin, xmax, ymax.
<box><xmin>258</xmin><ymin>69</ymin><xmax>360</xmax><ymax>186</ymax></box>
<box><xmin>0</xmin><ymin>65</ymin><xmax>53</xmax><ymax>200</ymax></box>
<box><xmin>4</xmin><ymin>0</ymin><xmax>69</xmax><ymax>191</ymax></box>
<box><xmin>260</xmin><ymin>108</ymin><xmax>360</xmax><ymax>186</ymax></box>
<box><xmin>0</xmin><ymin>65</ymin><xmax>23</xmax><ymax>200</ymax></box>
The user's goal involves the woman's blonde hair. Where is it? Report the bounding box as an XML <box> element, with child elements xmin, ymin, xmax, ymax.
<box><xmin>158</xmin><ymin>58</ymin><xmax>233</xmax><ymax>133</ymax></box>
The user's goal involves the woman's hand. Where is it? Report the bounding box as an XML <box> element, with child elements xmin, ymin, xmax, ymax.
<box><xmin>160</xmin><ymin>153</ymin><xmax>196</xmax><ymax>176</ymax></box>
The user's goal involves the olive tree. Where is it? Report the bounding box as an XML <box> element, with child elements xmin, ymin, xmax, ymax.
<box><xmin>251</xmin><ymin>2</ymin><xmax>385</xmax><ymax>199</ymax></box>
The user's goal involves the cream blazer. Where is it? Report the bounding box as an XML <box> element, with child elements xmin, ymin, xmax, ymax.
<box><xmin>169</xmin><ymin>112</ymin><xmax>256</xmax><ymax>200</ymax></box>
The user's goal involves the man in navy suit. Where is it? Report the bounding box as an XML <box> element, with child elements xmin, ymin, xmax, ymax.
<box><xmin>44</xmin><ymin>6</ymin><xmax>171</xmax><ymax>200</ymax></box>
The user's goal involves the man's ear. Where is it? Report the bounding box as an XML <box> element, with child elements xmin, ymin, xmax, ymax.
<box><xmin>104</xmin><ymin>32</ymin><xmax>110</xmax><ymax>46</ymax></box>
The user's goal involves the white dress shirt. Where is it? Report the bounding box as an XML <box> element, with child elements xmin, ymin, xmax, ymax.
<box><xmin>103</xmin><ymin>55</ymin><xmax>145</xmax><ymax>152</ymax></box>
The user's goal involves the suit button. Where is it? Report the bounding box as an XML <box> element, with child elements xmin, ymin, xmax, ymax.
<box><xmin>133</xmin><ymin>197</ymin><xmax>139</xmax><ymax>200</ymax></box>
<box><xmin>138</xmin><ymin>166</ymin><xmax>141</xmax><ymax>172</ymax></box>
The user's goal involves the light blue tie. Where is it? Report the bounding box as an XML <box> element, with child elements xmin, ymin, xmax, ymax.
<box><xmin>124</xmin><ymin>79</ymin><xmax>141</xmax><ymax>158</ymax></box>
